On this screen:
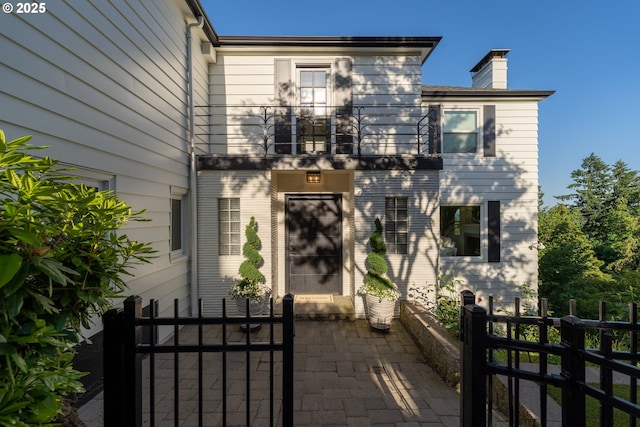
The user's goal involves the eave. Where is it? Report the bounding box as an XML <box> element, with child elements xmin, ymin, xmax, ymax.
<box><xmin>422</xmin><ymin>85</ymin><xmax>555</xmax><ymax>102</ymax></box>
<box><xmin>213</xmin><ymin>36</ymin><xmax>442</xmax><ymax>63</ymax></box>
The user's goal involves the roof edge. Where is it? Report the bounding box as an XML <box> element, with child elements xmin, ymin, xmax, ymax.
<box><xmin>184</xmin><ymin>0</ymin><xmax>219</xmax><ymax>43</ymax></box>
<box><xmin>422</xmin><ymin>85</ymin><xmax>555</xmax><ymax>99</ymax></box>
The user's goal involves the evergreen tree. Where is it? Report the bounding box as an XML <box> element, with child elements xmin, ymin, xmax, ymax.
<box><xmin>560</xmin><ymin>153</ymin><xmax>612</xmax><ymax>244</ymax></box>
<box><xmin>539</xmin><ymin>205</ymin><xmax>607</xmax><ymax>313</ymax></box>
<box><xmin>612</xmin><ymin>160</ymin><xmax>640</xmax><ymax>213</ymax></box>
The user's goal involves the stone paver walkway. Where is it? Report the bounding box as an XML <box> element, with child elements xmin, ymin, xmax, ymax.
<box><xmin>80</xmin><ymin>319</ymin><xmax>468</xmax><ymax>426</ymax></box>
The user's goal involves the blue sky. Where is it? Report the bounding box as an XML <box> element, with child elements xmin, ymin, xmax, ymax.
<box><xmin>202</xmin><ymin>0</ymin><xmax>640</xmax><ymax>206</ymax></box>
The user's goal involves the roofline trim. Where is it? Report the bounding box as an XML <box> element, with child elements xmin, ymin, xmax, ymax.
<box><xmin>422</xmin><ymin>87</ymin><xmax>555</xmax><ymax>99</ymax></box>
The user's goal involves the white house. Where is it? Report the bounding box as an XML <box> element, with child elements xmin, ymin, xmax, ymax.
<box><xmin>196</xmin><ymin>41</ymin><xmax>552</xmax><ymax>317</ymax></box>
<box><xmin>1</xmin><ymin>1</ymin><xmax>552</xmax><ymax>334</ymax></box>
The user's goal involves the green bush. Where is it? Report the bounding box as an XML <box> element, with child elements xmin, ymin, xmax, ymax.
<box><xmin>358</xmin><ymin>217</ymin><xmax>400</xmax><ymax>302</ymax></box>
<box><xmin>230</xmin><ymin>216</ymin><xmax>270</xmax><ymax>299</ymax></box>
<box><xmin>0</xmin><ymin>130</ymin><xmax>153</xmax><ymax>425</ymax></box>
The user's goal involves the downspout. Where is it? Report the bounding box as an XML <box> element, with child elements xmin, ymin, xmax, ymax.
<box><xmin>187</xmin><ymin>16</ymin><xmax>204</xmax><ymax>315</ymax></box>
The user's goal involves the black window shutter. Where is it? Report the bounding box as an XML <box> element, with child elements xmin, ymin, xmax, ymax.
<box><xmin>274</xmin><ymin>59</ymin><xmax>292</xmax><ymax>154</ymax></box>
<box><xmin>488</xmin><ymin>200</ymin><xmax>500</xmax><ymax>262</ymax></box>
<box><xmin>335</xmin><ymin>58</ymin><xmax>353</xmax><ymax>154</ymax></box>
<box><xmin>427</xmin><ymin>104</ymin><xmax>441</xmax><ymax>154</ymax></box>
<box><xmin>483</xmin><ymin>105</ymin><xmax>496</xmax><ymax>157</ymax></box>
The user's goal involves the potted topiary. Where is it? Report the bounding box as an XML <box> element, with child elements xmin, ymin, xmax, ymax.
<box><xmin>229</xmin><ymin>216</ymin><xmax>271</xmax><ymax>329</ymax></box>
<box><xmin>358</xmin><ymin>217</ymin><xmax>401</xmax><ymax>330</ymax></box>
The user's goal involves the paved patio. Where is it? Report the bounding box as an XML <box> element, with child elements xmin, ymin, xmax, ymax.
<box><xmin>79</xmin><ymin>318</ymin><xmax>499</xmax><ymax>426</ymax></box>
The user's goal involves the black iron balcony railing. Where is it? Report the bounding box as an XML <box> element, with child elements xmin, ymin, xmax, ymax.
<box><xmin>194</xmin><ymin>104</ymin><xmax>441</xmax><ymax>158</ymax></box>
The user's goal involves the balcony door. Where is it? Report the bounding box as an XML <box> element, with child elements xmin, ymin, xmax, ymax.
<box><xmin>297</xmin><ymin>68</ymin><xmax>330</xmax><ymax>154</ymax></box>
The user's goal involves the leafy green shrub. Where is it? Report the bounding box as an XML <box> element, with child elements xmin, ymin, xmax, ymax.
<box><xmin>229</xmin><ymin>216</ymin><xmax>270</xmax><ymax>299</ymax></box>
<box><xmin>358</xmin><ymin>217</ymin><xmax>400</xmax><ymax>302</ymax></box>
<box><xmin>0</xmin><ymin>130</ymin><xmax>153</xmax><ymax>425</ymax></box>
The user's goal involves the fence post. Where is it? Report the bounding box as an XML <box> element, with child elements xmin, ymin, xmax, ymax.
<box><xmin>460</xmin><ymin>290</ymin><xmax>475</xmax><ymax>341</ymax></box>
<box><xmin>282</xmin><ymin>293</ymin><xmax>295</xmax><ymax>427</ymax></box>
<box><xmin>123</xmin><ymin>296</ymin><xmax>143</xmax><ymax>427</ymax></box>
<box><xmin>460</xmin><ymin>304</ymin><xmax>487</xmax><ymax>427</ymax></box>
<box><xmin>560</xmin><ymin>315</ymin><xmax>586</xmax><ymax>427</ymax></box>
<box><xmin>103</xmin><ymin>307</ymin><xmax>124</xmax><ymax>426</ymax></box>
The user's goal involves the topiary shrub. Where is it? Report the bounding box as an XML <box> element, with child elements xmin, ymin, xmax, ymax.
<box><xmin>0</xmin><ymin>130</ymin><xmax>154</xmax><ymax>425</ymax></box>
<box><xmin>358</xmin><ymin>217</ymin><xmax>400</xmax><ymax>302</ymax></box>
<box><xmin>229</xmin><ymin>216</ymin><xmax>270</xmax><ymax>299</ymax></box>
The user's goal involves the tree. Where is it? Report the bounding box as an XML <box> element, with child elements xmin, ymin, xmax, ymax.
<box><xmin>559</xmin><ymin>153</ymin><xmax>611</xmax><ymax>244</ymax></box>
<box><xmin>538</xmin><ymin>204</ymin><xmax>608</xmax><ymax>315</ymax></box>
<box><xmin>560</xmin><ymin>155</ymin><xmax>640</xmax><ymax>271</ymax></box>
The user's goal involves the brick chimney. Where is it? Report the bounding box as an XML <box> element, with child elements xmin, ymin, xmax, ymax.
<box><xmin>470</xmin><ymin>49</ymin><xmax>510</xmax><ymax>89</ymax></box>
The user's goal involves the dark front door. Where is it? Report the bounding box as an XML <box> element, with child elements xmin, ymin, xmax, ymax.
<box><xmin>286</xmin><ymin>194</ymin><xmax>342</xmax><ymax>294</ymax></box>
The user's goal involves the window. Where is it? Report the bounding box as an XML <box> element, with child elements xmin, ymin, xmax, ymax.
<box><xmin>443</xmin><ymin>110</ymin><xmax>478</xmax><ymax>153</ymax></box>
<box><xmin>297</xmin><ymin>68</ymin><xmax>329</xmax><ymax>154</ymax></box>
<box><xmin>170</xmin><ymin>198</ymin><xmax>183</xmax><ymax>251</ymax></box>
<box><xmin>440</xmin><ymin>206</ymin><xmax>480</xmax><ymax>256</ymax></box>
<box><xmin>218</xmin><ymin>198</ymin><xmax>241</xmax><ymax>255</ymax></box>
<box><xmin>385</xmin><ymin>197</ymin><xmax>408</xmax><ymax>254</ymax></box>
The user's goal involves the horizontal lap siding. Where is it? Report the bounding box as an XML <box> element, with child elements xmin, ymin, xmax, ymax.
<box><xmin>0</xmin><ymin>0</ymin><xmax>207</xmax><ymax>319</ymax></box>
<box><xmin>209</xmin><ymin>55</ymin><xmax>275</xmax><ymax>154</ymax></box>
<box><xmin>439</xmin><ymin>101</ymin><xmax>539</xmax><ymax>303</ymax></box>
<box><xmin>354</xmin><ymin>56</ymin><xmax>422</xmax><ymax>155</ymax></box>
<box><xmin>197</xmin><ymin>170</ymin><xmax>272</xmax><ymax>316</ymax></box>
<box><xmin>353</xmin><ymin>170</ymin><xmax>440</xmax><ymax>316</ymax></box>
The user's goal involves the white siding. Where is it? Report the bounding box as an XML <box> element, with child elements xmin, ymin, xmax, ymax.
<box><xmin>436</xmin><ymin>101</ymin><xmax>540</xmax><ymax>305</ymax></box>
<box><xmin>197</xmin><ymin>170</ymin><xmax>273</xmax><ymax>315</ymax></box>
<box><xmin>0</xmin><ymin>0</ymin><xmax>211</xmax><ymax>326</ymax></box>
<box><xmin>353</xmin><ymin>170</ymin><xmax>440</xmax><ymax>317</ymax></box>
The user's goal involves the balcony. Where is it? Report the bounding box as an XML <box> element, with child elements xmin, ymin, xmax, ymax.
<box><xmin>194</xmin><ymin>104</ymin><xmax>442</xmax><ymax>171</ymax></box>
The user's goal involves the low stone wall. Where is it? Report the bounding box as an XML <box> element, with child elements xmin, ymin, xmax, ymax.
<box><xmin>399</xmin><ymin>301</ymin><xmax>461</xmax><ymax>388</ymax></box>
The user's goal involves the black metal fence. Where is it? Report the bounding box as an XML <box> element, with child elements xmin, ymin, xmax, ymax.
<box><xmin>460</xmin><ymin>291</ymin><xmax>640</xmax><ymax>427</ymax></box>
<box><xmin>103</xmin><ymin>294</ymin><xmax>295</xmax><ymax>427</ymax></box>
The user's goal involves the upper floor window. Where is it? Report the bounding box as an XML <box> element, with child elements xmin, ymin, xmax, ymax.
<box><xmin>385</xmin><ymin>197</ymin><xmax>408</xmax><ymax>255</ymax></box>
<box><xmin>443</xmin><ymin>110</ymin><xmax>478</xmax><ymax>153</ymax></box>
<box><xmin>218</xmin><ymin>198</ymin><xmax>241</xmax><ymax>255</ymax></box>
<box><xmin>298</xmin><ymin>68</ymin><xmax>329</xmax><ymax>154</ymax></box>
<box><xmin>440</xmin><ymin>205</ymin><xmax>481</xmax><ymax>256</ymax></box>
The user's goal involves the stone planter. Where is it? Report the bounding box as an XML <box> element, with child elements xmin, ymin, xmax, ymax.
<box><xmin>236</xmin><ymin>295</ymin><xmax>269</xmax><ymax>330</ymax></box>
<box><xmin>366</xmin><ymin>294</ymin><xmax>396</xmax><ymax>330</ymax></box>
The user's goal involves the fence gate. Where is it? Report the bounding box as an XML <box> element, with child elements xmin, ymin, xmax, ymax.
<box><xmin>460</xmin><ymin>291</ymin><xmax>640</xmax><ymax>427</ymax></box>
<box><xmin>103</xmin><ymin>294</ymin><xmax>295</xmax><ymax>427</ymax></box>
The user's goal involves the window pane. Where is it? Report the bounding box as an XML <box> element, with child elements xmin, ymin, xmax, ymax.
<box><xmin>301</xmin><ymin>88</ymin><xmax>313</xmax><ymax>104</ymax></box>
<box><xmin>443</xmin><ymin>133</ymin><xmax>477</xmax><ymax>153</ymax></box>
<box><xmin>171</xmin><ymin>198</ymin><xmax>182</xmax><ymax>251</ymax></box>
<box><xmin>315</xmin><ymin>88</ymin><xmax>326</xmax><ymax>104</ymax></box>
<box><xmin>314</xmin><ymin>71</ymin><xmax>326</xmax><ymax>87</ymax></box>
<box><xmin>444</xmin><ymin>111</ymin><xmax>477</xmax><ymax>132</ymax></box>
<box><xmin>440</xmin><ymin>206</ymin><xmax>480</xmax><ymax>256</ymax></box>
<box><xmin>300</xmin><ymin>71</ymin><xmax>313</xmax><ymax>87</ymax></box>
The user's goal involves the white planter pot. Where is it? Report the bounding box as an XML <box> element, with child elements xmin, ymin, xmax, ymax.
<box><xmin>366</xmin><ymin>294</ymin><xmax>396</xmax><ymax>330</ymax></box>
<box><xmin>236</xmin><ymin>296</ymin><xmax>269</xmax><ymax>330</ymax></box>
